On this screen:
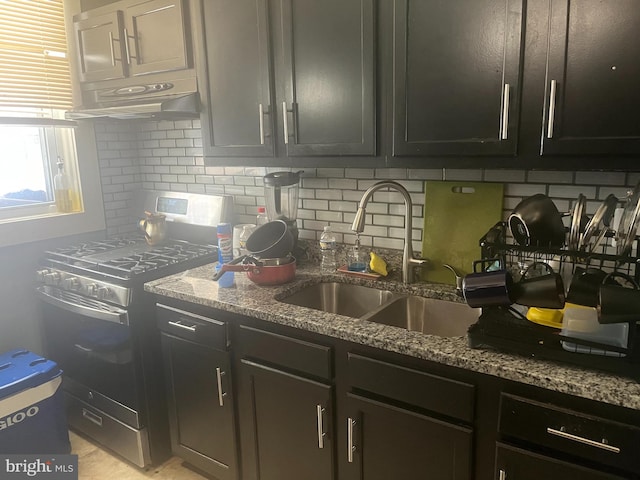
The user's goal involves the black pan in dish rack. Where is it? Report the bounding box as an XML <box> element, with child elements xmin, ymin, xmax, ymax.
<box><xmin>615</xmin><ymin>181</ymin><xmax>640</xmax><ymax>257</ymax></box>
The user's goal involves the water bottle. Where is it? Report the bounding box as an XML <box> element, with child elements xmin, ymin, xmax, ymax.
<box><xmin>256</xmin><ymin>206</ymin><xmax>269</xmax><ymax>226</ymax></box>
<box><xmin>320</xmin><ymin>226</ymin><xmax>337</xmax><ymax>273</ymax></box>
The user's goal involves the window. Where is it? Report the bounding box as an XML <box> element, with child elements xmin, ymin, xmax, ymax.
<box><xmin>0</xmin><ymin>0</ymin><xmax>105</xmax><ymax>246</ymax></box>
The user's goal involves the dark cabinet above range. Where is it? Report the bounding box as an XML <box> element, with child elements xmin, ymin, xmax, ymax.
<box><xmin>197</xmin><ymin>0</ymin><xmax>376</xmax><ymax>162</ymax></box>
<box><xmin>73</xmin><ymin>0</ymin><xmax>192</xmax><ymax>83</ymax></box>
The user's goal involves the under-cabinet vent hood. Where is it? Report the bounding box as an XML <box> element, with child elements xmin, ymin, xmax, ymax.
<box><xmin>66</xmin><ymin>92</ymin><xmax>200</xmax><ymax>120</ymax></box>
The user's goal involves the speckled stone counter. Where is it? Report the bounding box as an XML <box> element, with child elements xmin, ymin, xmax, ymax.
<box><xmin>145</xmin><ymin>263</ymin><xmax>640</xmax><ymax>411</ymax></box>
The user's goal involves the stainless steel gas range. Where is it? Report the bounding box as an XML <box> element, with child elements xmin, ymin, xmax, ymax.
<box><xmin>35</xmin><ymin>191</ymin><xmax>233</xmax><ymax>468</ymax></box>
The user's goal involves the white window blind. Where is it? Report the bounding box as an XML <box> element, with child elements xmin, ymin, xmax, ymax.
<box><xmin>0</xmin><ymin>0</ymin><xmax>73</xmax><ymax>111</ymax></box>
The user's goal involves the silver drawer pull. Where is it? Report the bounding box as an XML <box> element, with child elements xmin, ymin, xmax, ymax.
<box><xmin>501</xmin><ymin>83</ymin><xmax>510</xmax><ymax>140</ymax></box>
<box><xmin>282</xmin><ymin>101</ymin><xmax>289</xmax><ymax>145</ymax></box>
<box><xmin>108</xmin><ymin>32</ymin><xmax>116</xmax><ymax>67</ymax></box>
<box><xmin>168</xmin><ymin>320</ymin><xmax>196</xmax><ymax>332</ymax></box>
<box><xmin>347</xmin><ymin>417</ymin><xmax>356</xmax><ymax>463</ymax></box>
<box><xmin>316</xmin><ymin>405</ymin><xmax>326</xmax><ymax>449</ymax></box>
<box><xmin>259</xmin><ymin>103</ymin><xmax>265</xmax><ymax>145</ymax></box>
<box><xmin>546</xmin><ymin>427</ymin><xmax>621</xmax><ymax>453</ymax></box>
<box><xmin>499</xmin><ymin>469</ymin><xmax>506</xmax><ymax>480</ymax></box>
<box><xmin>547</xmin><ymin>79</ymin><xmax>557</xmax><ymax>139</ymax></box>
<box><xmin>82</xmin><ymin>408</ymin><xmax>103</xmax><ymax>427</ymax></box>
<box><xmin>216</xmin><ymin>367</ymin><xmax>226</xmax><ymax>407</ymax></box>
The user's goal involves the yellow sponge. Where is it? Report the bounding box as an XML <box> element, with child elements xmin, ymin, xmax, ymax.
<box><xmin>369</xmin><ymin>252</ymin><xmax>388</xmax><ymax>276</ymax></box>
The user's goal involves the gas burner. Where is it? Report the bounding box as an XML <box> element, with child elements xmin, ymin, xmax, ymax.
<box><xmin>49</xmin><ymin>238</ymin><xmax>143</xmax><ymax>259</ymax></box>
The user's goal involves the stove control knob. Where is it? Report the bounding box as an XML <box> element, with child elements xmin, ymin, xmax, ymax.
<box><xmin>96</xmin><ymin>286</ymin><xmax>111</xmax><ymax>300</ymax></box>
<box><xmin>36</xmin><ymin>269</ymin><xmax>50</xmax><ymax>282</ymax></box>
<box><xmin>86</xmin><ymin>283</ymin><xmax>98</xmax><ymax>296</ymax></box>
<box><xmin>63</xmin><ymin>277</ymin><xmax>80</xmax><ymax>290</ymax></box>
<box><xmin>44</xmin><ymin>272</ymin><xmax>61</xmax><ymax>285</ymax></box>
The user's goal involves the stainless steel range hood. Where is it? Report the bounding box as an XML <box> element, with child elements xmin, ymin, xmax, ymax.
<box><xmin>65</xmin><ymin>92</ymin><xmax>200</xmax><ymax>120</ymax></box>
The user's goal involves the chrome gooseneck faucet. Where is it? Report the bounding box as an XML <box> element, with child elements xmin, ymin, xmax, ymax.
<box><xmin>351</xmin><ymin>180</ymin><xmax>428</xmax><ymax>283</ymax></box>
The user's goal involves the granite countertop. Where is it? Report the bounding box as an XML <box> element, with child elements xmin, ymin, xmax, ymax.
<box><xmin>145</xmin><ymin>263</ymin><xmax>640</xmax><ymax>411</ymax></box>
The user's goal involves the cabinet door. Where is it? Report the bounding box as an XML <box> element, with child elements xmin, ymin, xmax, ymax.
<box><xmin>74</xmin><ymin>11</ymin><xmax>126</xmax><ymax>83</ymax></box>
<box><xmin>541</xmin><ymin>0</ymin><xmax>640</xmax><ymax>156</ymax></box>
<box><xmin>237</xmin><ymin>359</ymin><xmax>334</xmax><ymax>480</ymax></box>
<box><xmin>392</xmin><ymin>0</ymin><xmax>524</xmax><ymax>157</ymax></box>
<box><xmin>496</xmin><ymin>442</ymin><xmax>627</xmax><ymax>480</ymax></box>
<box><xmin>342</xmin><ymin>393</ymin><xmax>473</xmax><ymax>480</ymax></box>
<box><xmin>161</xmin><ymin>333</ymin><xmax>238</xmax><ymax>480</ymax></box>
<box><xmin>278</xmin><ymin>0</ymin><xmax>376</xmax><ymax>156</ymax></box>
<box><xmin>200</xmin><ymin>0</ymin><xmax>274</xmax><ymax>157</ymax></box>
<box><xmin>124</xmin><ymin>0</ymin><xmax>190</xmax><ymax>77</ymax></box>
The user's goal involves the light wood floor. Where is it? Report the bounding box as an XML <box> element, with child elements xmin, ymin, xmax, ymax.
<box><xmin>70</xmin><ymin>430</ymin><xmax>207</xmax><ymax>480</ymax></box>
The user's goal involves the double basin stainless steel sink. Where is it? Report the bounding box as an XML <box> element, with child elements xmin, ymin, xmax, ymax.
<box><xmin>278</xmin><ymin>282</ymin><xmax>480</xmax><ymax>337</ymax></box>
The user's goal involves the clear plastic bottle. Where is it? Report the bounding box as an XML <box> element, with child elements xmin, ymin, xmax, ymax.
<box><xmin>54</xmin><ymin>158</ymin><xmax>72</xmax><ymax>213</ymax></box>
<box><xmin>319</xmin><ymin>226</ymin><xmax>337</xmax><ymax>273</ymax></box>
<box><xmin>256</xmin><ymin>206</ymin><xmax>269</xmax><ymax>226</ymax></box>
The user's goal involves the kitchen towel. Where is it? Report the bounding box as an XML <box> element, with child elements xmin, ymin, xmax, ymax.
<box><xmin>421</xmin><ymin>181</ymin><xmax>504</xmax><ymax>285</ymax></box>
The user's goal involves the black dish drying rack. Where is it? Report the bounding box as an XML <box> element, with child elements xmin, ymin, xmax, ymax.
<box><xmin>467</xmin><ymin>222</ymin><xmax>640</xmax><ymax>380</ymax></box>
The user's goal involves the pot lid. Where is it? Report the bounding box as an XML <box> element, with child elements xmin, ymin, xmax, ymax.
<box><xmin>264</xmin><ymin>170</ymin><xmax>303</xmax><ymax>187</ymax></box>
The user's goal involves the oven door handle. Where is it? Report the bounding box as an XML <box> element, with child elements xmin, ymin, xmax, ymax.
<box><xmin>36</xmin><ymin>287</ymin><xmax>129</xmax><ymax>325</ymax></box>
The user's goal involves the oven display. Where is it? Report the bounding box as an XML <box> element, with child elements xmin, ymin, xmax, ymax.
<box><xmin>157</xmin><ymin>196</ymin><xmax>188</xmax><ymax>215</ymax></box>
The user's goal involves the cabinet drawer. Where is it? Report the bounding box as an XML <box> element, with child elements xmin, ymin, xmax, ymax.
<box><xmin>156</xmin><ymin>304</ymin><xmax>228</xmax><ymax>350</ymax></box>
<box><xmin>236</xmin><ymin>325</ymin><xmax>332</xmax><ymax>380</ymax></box>
<box><xmin>348</xmin><ymin>353</ymin><xmax>475</xmax><ymax>422</ymax></box>
<box><xmin>499</xmin><ymin>393</ymin><xmax>640</xmax><ymax>473</ymax></box>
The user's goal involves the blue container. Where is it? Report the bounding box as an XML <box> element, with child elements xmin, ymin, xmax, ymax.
<box><xmin>0</xmin><ymin>349</ymin><xmax>70</xmax><ymax>454</ymax></box>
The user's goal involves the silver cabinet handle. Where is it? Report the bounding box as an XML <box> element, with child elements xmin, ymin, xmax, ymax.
<box><xmin>316</xmin><ymin>405</ymin><xmax>326</xmax><ymax>448</ymax></box>
<box><xmin>347</xmin><ymin>417</ymin><xmax>356</xmax><ymax>463</ymax></box>
<box><xmin>123</xmin><ymin>27</ymin><xmax>131</xmax><ymax>65</ymax></box>
<box><xmin>546</xmin><ymin>427</ymin><xmax>621</xmax><ymax>453</ymax></box>
<box><xmin>215</xmin><ymin>367</ymin><xmax>226</xmax><ymax>407</ymax></box>
<box><xmin>499</xmin><ymin>469</ymin><xmax>506</xmax><ymax>480</ymax></box>
<box><xmin>547</xmin><ymin>79</ymin><xmax>557</xmax><ymax>139</ymax></box>
<box><xmin>501</xmin><ymin>83</ymin><xmax>510</xmax><ymax>140</ymax></box>
<box><xmin>82</xmin><ymin>408</ymin><xmax>103</xmax><ymax>427</ymax></box>
<box><xmin>167</xmin><ymin>320</ymin><xmax>196</xmax><ymax>332</ymax></box>
<box><xmin>259</xmin><ymin>103</ymin><xmax>265</xmax><ymax>145</ymax></box>
<box><xmin>108</xmin><ymin>32</ymin><xmax>116</xmax><ymax>66</ymax></box>
<box><xmin>282</xmin><ymin>101</ymin><xmax>289</xmax><ymax>144</ymax></box>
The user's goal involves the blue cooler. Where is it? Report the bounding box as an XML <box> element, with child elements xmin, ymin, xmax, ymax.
<box><xmin>0</xmin><ymin>349</ymin><xmax>70</xmax><ymax>454</ymax></box>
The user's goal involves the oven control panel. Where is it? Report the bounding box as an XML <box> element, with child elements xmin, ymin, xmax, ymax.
<box><xmin>36</xmin><ymin>269</ymin><xmax>131</xmax><ymax>307</ymax></box>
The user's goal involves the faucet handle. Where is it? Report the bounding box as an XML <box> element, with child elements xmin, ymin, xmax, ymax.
<box><xmin>442</xmin><ymin>264</ymin><xmax>464</xmax><ymax>296</ymax></box>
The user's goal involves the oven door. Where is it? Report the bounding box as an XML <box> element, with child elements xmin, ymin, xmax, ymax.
<box><xmin>36</xmin><ymin>285</ymin><xmax>142</xmax><ymax>427</ymax></box>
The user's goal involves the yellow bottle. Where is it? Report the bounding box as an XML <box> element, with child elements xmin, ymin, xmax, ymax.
<box><xmin>54</xmin><ymin>158</ymin><xmax>72</xmax><ymax>213</ymax></box>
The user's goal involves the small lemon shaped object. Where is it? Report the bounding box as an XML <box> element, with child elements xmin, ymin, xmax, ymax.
<box><xmin>369</xmin><ymin>252</ymin><xmax>388</xmax><ymax>276</ymax></box>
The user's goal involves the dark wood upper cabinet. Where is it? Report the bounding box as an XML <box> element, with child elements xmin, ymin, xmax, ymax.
<box><xmin>74</xmin><ymin>11</ymin><xmax>127</xmax><ymax>83</ymax></box>
<box><xmin>540</xmin><ymin>0</ymin><xmax>640</xmax><ymax>156</ymax></box>
<box><xmin>124</xmin><ymin>0</ymin><xmax>190</xmax><ymax>77</ymax></box>
<box><xmin>392</xmin><ymin>0</ymin><xmax>525</xmax><ymax>158</ymax></box>
<box><xmin>73</xmin><ymin>0</ymin><xmax>191</xmax><ymax>84</ymax></box>
<box><xmin>199</xmin><ymin>0</ymin><xmax>375</xmax><ymax>160</ymax></box>
<box><xmin>199</xmin><ymin>0</ymin><xmax>274</xmax><ymax>157</ymax></box>
<box><xmin>278</xmin><ymin>0</ymin><xmax>375</xmax><ymax>156</ymax></box>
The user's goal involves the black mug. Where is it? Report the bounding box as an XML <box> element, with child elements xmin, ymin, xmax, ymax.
<box><xmin>597</xmin><ymin>272</ymin><xmax>640</xmax><ymax>324</ymax></box>
<box><xmin>462</xmin><ymin>260</ymin><xmax>514</xmax><ymax>308</ymax></box>
<box><xmin>510</xmin><ymin>262</ymin><xmax>565</xmax><ymax>309</ymax></box>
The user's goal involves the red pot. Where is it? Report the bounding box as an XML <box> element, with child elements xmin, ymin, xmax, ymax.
<box><xmin>216</xmin><ymin>256</ymin><xmax>296</xmax><ymax>285</ymax></box>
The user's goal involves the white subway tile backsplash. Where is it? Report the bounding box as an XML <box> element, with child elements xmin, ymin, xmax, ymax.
<box><xmin>527</xmin><ymin>170</ymin><xmax>574</xmax><ymax>184</ymax></box>
<box><xmin>94</xmin><ymin>120</ymin><xmax>639</xmax><ymax>259</ymax></box>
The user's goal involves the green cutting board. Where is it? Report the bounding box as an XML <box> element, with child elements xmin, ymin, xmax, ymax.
<box><xmin>421</xmin><ymin>181</ymin><xmax>503</xmax><ymax>285</ymax></box>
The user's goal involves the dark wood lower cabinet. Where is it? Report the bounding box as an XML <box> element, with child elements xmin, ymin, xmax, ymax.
<box><xmin>161</xmin><ymin>334</ymin><xmax>238</xmax><ymax>480</ymax></box>
<box><xmin>237</xmin><ymin>359</ymin><xmax>334</xmax><ymax>480</ymax></box>
<box><xmin>495</xmin><ymin>443</ymin><xmax>627</xmax><ymax>480</ymax></box>
<box><xmin>343</xmin><ymin>393</ymin><xmax>473</xmax><ymax>480</ymax></box>
<box><xmin>152</xmin><ymin>300</ymin><xmax>640</xmax><ymax>480</ymax></box>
